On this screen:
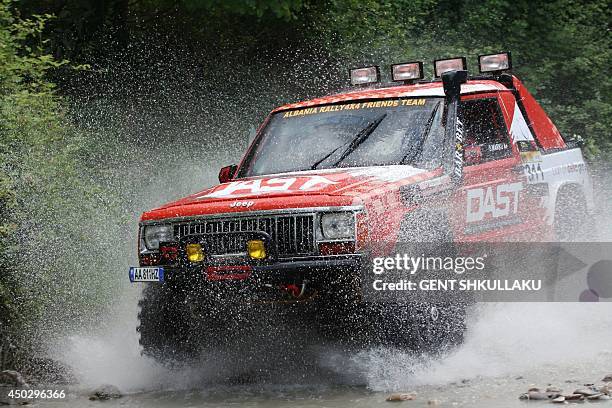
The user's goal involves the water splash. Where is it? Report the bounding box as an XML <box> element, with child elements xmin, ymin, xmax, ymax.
<box><xmin>352</xmin><ymin>302</ymin><xmax>612</xmax><ymax>391</ymax></box>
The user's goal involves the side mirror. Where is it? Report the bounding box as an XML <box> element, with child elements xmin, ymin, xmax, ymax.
<box><xmin>464</xmin><ymin>144</ymin><xmax>483</xmax><ymax>165</ymax></box>
<box><xmin>218</xmin><ymin>164</ymin><xmax>237</xmax><ymax>183</ymax></box>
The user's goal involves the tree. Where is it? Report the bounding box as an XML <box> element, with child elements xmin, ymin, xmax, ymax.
<box><xmin>0</xmin><ymin>0</ymin><xmax>102</xmax><ymax>367</ymax></box>
<box><xmin>313</xmin><ymin>0</ymin><xmax>611</xmax><ymax>157</ymax></box>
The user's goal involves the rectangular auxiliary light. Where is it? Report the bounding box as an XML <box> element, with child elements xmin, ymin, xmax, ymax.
<box><xmin>478</xmin><ymin>52</ymin><xmax>512</xmax><ymax>73</ymax></box>
<box><xmin>434</xmin><ymin>57</ymin><xmax>467</xmax><ymax>77</ymax></box>
<box><xmin>350</xmin><ymin>66</ymin><xmax>380</xmax><ymax>86</ymax></box>
<box><xmin>247</xmin><ymin>239</ymin><xmax>266</xmax><ymax>260</ymax></box>
<box><xmin>391</xmin><ymin>61</ymin><xmax>424</xmax><ymax>82</ymax></box>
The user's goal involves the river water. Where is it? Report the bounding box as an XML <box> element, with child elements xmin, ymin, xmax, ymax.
<box><xmin>18</xmin><ymin>300</ymin><xmax>609</xmax><ymax>407</ymax></box>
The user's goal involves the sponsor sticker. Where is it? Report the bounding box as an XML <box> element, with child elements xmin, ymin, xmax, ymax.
<box><xmin>466</xmin><ymin>182</ymin><xmax>523</xmax><ymax>223</ymax></box>
<box><xmin>520</xmin><ymin>150</ymin><xmax>542</xmax><ymax>163</ymax></box>
<box><xmin>199</xmin><ymin>175</ymin><xmax>337</xmax><ymax>199</ymax></box>
<box><xmin>454</xmin><ymin>117</ymin><xmax>465</xmax><ymax>179</ymax></box>
<box><xmin>281</xmin><ymin>99</ymin><xmax>428</xmax><ymax>118</ymax></box>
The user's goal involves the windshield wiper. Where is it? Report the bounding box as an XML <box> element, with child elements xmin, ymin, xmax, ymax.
<box><xmin>310</xmin><ymin>144</ymin><xmax>344</xmax><ymax>170</ymax></box>
<box><xmin>311</xmin><ymin>113</ymin><xmax>387</xmax><ymax>170</ymax></box>
<box><xmin>400</xmin><ymin>102</ymin><xmax>440</xmax><ymax>165</ymax></box>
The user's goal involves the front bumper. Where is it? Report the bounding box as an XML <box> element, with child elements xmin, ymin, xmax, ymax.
<box><xmin>248</xmin><ymin>255</ymin><xmax>362</xmax><ymax>280</ymax></box>
<box><xmin>155</xmin><ymin>254</ymin><xmax>366</xmax><ymax>304</ymax></box>
<box><xmin>161</xmin><ymin>254</ymin><xmax>364</xmax><ymax>284</ymax></box>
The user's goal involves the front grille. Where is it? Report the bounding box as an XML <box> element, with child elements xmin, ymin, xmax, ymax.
<box><xmin>173</xmin><ymin>214</ymin><xmax>316</xmax><ymax>257</ymax></box>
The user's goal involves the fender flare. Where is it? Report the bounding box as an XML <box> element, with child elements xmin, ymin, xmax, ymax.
<box><xmin>549</xmin><ymin>182</ymin><xmax>587</xmax><ymax>223</ymax></box>
<box><xmin>396</xmin><ymin>206</ymin><xmax>453</xmax><ymax>244</ymax></box>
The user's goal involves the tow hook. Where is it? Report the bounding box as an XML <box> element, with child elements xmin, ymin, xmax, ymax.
<box><xmin>280</xmin><ymin>280</ymin><xmax>309</xmax><ymax>298</ymax></box>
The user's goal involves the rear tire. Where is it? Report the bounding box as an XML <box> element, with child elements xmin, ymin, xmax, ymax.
<box><xmin>554</xmin><ymin>185</ymin><xmax>589</xmax><ymax>241</ymax></box>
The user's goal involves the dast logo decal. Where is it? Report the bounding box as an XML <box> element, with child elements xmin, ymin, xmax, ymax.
<box><xmin>200</xmin><ymin>175</ymin><xmax>337</xmax><ymax>199</ymax></box>
<box><xmin>466</xmin><ymin>182</ymin><xmax>523</xmax><ymax>222</ymax></box>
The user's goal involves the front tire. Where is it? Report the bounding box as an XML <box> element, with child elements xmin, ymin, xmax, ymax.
<box><xmin>386</xmin><ymin>208</ymin><xmax>468</xmax><ymax>352</ymax></box>
<box><xmin>137</xmin><ymin>283</ymin><xmax>196</xmax><ymax>364</ymax></box>
<box><xmin>373</xmin><ymin>302</ymin><xmax>467</xmax><ymax>353</ymax></box>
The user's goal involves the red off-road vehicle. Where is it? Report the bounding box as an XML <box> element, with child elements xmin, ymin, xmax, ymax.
<box><xmin>132</xmin><ymin>53</ymin><xmax>593</xmax><ymax>362</ymax></box>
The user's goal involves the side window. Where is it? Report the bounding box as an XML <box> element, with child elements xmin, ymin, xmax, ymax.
<box><xmin>459</xmin><ymin>98</ymin><xmax>512</xmax><ymax>166</ymax></box>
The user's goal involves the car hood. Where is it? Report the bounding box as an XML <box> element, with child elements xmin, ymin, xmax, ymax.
<box><xmin>141</xmin><ymin>165</ymin><xmax>441</xmax><ymax>221</ymax></box>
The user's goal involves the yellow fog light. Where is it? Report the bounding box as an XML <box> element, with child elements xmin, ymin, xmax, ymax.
<box><xmin>247</xmin><ymin>239</ymin><xmax>266</xmax><ymax>260</ymax></box>
<box><xmin>186</xmin><ymin>243</ymin><xmax>204</xmax><ymax>263</ymax></box>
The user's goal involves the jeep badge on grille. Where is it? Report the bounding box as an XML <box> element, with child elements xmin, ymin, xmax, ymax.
<box><xmin>230</xmin><ymin>201</ymin><xmax>254</xmax><ymax>208</ymax></box>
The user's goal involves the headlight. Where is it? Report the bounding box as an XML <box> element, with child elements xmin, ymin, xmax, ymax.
<box><xmin>320</xmin><ymin>212</ymin><xmax>355</xmax><ymax>240</ymax></box>
<box><xmin>143</xmin><ymin>224</ymin><xmax>173</xmax><ymax>250</ymax></box>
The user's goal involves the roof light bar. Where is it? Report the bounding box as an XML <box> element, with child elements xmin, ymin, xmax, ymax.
<box><xmin>434</xmin><ymin>57</ymin><xmax>467</xmax><ymax>78</ymax></box>
<box><xmin>478</xmin><ymin>51</ymin><xmax>512</xmax><ymax>73</ymax></box>
<box><xmin>350</xmin><ymin>66</ymin><xmax>380</xmax><ymax>86</ymax></box>
<box><xmin>391</xmin><ymin>61</ymin><xmax>424</xmax><ymax>82</ymax></box>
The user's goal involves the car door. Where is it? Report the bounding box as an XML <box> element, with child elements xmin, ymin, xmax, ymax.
<box><xmin>449</xmin><ymin>92</ymin><xmax>545</xmax><ymax>242</ymax></box>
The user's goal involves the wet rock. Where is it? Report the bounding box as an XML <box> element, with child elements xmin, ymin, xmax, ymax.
<box><xmin>0</xmin><ymin>387</ymin><xmax>8</xmax><ymax>406</ymax></box>
<box><xmin>563</xmin><ymin>394</ymin><xmax>585</xmax><ymax>401</ymax></box>
<box><xmin>574</xmin><ymin>388</ymin><xmax>599</xmax><ymax>396</ymax></box>
<box><xmin>599</xmin><ymin>384</ymin><xmax>611</xmax><ymax>394</ymax></box>
<box><xmin>519</xmin><ymin>391</ymin><xmax>549</xmax><ymax>400</ymax></box>
<box><xmin>0</xmin><ymin>371</ymin><xmax>28</xmax><ymax>388</ymax></box>
<box><xmin>89</xmin><ymin>384</ymin><xmax>122</xmax><ymax>401</ymax></box>
<box><xmin>386</xmin><ymin>393</ymin><xmax>417</xmax><ymax>402</ymax></box>
<box><xmin>427</xmin><ymin>400</ymin><xmax>440</xmax><ymax>406</ymax></box>
<box><xmin>602</xmin><ymin>374</ymin><xmax>612</xmax><ymax>383</ymax></box>
<box><xmin>546</xmin><ymin>386</ymin><xmax>562</xmax><ymax>393</ymax></box>
<box><xmin>586</xmin><ymin>393</ymin><xmax>605</xmax><ymax>400</ymax></box>
<box><xmin>551</xmin><ymin>396</ymin><xmax>565</xmax><ymax>403</ymax></box>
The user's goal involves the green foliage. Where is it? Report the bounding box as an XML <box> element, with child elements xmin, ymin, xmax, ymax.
<box><xmin>0</xmin><ymin>0</ymin><xmax>126</xmax><ymax>357</ymax></box>
<box><xmin>0</xmin><ymin>0</ymin><xmax>61</xmax><ymax>338</ymax></box>
<box><xmin>177</xmin><ymin>0</ymin><xmax>306</xmax><ymax>20</ymax></box>
<box><xmin>312</xmin><ymin>0</ymin><xmax>611</xmax><ymax>158</ymax></box>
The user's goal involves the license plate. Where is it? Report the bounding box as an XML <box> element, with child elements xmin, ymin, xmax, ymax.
<box><xmin>129</xmin><ymin>267</ymin><xmax>164</xmax><ymax>282</ymax></box>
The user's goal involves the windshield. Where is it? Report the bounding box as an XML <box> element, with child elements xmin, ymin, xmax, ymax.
<box><xmin>240</xmin><ymin>98</ymin><xmax>445</xmax><ymax>177</ymax></box>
